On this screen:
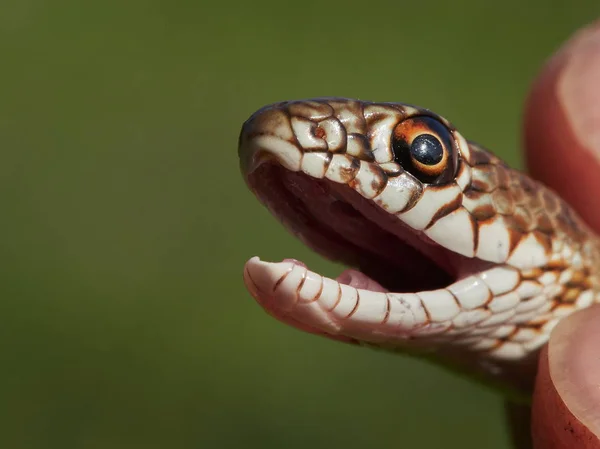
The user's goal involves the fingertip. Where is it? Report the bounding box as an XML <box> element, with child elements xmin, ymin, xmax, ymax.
<box><xmin>532</xmin><ymin>305</ymin><xmax>600</xmax><ymax>448</ymax></box>
<box><xmin>524</xmin><ymin>21</ymin><xmax>600</xmax><ymax>233</ymax></box>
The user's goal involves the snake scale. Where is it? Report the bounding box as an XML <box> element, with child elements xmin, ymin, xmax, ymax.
<box><xmin>238</xmin><ymin>98</ymin><xmax>600</xmax><ymax>399</ymax></box>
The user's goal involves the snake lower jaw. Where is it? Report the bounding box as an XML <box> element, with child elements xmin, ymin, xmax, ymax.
<box><xmin>242</xmin><ymin>254</ymin><xmax>537</xmax><ymax>401</ymax></box>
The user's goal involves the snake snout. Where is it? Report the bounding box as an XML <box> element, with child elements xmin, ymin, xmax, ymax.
<box><xmin>238</xmin><ymin>104</ymin><xmax>303</xmax><ymax>175</ymax></box>
<box><xmin>239</xmin><ymin>99</ymin><xmax>362</xmax><ymax>178</ymax></box>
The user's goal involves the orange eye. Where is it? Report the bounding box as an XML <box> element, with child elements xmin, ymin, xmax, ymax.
<box><xmin>391</xmin><ymin>116</ymin><xmax>457</xmax><ymax>184</ymax></box>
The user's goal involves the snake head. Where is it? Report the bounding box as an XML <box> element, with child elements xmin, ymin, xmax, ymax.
<box><xmin>238</xmin><ymin>97</ymin><xmax>593</xmax><ymax>396</ymax></box>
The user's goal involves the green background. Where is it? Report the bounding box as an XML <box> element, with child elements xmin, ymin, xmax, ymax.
<box><xmin>1</xmin><ymin>1</ymin><xmax>598</xmax><ymax>448</ymax></box>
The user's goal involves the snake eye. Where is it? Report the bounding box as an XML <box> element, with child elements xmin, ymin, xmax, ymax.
<box><xmin>391</xmin><ymin>116</ymin><xmax>457</xmax><ymax>184</ymax></box>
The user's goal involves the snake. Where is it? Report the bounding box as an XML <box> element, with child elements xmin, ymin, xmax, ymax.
<box><xmin>238</xmin><ymin>97</ymin><xmax>600</xmax><ymax>401</ymax></box>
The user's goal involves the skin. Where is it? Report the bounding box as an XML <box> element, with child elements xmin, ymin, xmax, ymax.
<box><xmin>524</xmin><ymin>20</ymin><xmax>600</xmax><ymax>448</ymax></box>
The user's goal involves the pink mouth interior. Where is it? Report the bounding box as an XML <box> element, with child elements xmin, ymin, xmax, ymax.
<box><xmin>248</xmin><ymin>163</ymin><xmax>481</xmax><ymax>294</ymax></box>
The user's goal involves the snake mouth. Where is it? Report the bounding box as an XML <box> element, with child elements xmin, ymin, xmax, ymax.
<box><xmin>245</xmin><ymin>161</ymin><xmax>458</xmax><ymax>294</ymax></box>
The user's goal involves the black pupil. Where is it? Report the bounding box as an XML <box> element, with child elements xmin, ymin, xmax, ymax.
<box><xmin>410</xmin><ymin>134</ymin><xmax>443</xmax><ymax>165</ymax></box>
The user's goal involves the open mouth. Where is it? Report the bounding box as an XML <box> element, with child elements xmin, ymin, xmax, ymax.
<box><xmin>241</xmin><ymin>156</ymin><xmax>493</xmax><ymax>349</ymax></box>
<box><xmin>246</xmin><ymin>162</ymin><xmax>461</xmax><ymax>294</ymax></box>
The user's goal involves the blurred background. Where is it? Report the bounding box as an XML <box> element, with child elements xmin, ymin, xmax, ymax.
<box><xmin>0</xmin><ymin>1</ymin><xmax>598</xmax><ymax>448</ymax></box>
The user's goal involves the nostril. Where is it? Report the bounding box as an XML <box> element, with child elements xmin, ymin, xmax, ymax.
<box><xmin>291</xmin><ymin>116</ymin><xmax>328</xmax><ymax>151</ymax></box>
<box><xmin>314</xmin><ymin>126</ymin><xmax>326</xmax><ymax>139</ymax></box>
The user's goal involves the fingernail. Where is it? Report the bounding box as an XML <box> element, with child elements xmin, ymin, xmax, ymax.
<box><xmin>549</xmin><ymin>307</ymin><xmax>600</xmax><ymax>435</ymax></box>
<box><xmin>532</xmin><ymin>306</ymin><xmax>600</xmax><ymax>448</ymax></box>
<box><xmin>558</xmin><ymin>23</ymin><xmax>600</xmax><ymax>158</ymax></box>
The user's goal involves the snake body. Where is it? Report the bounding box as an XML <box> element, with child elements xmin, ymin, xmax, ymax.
<box><xmin>238</xmin><ymin>98</ymin><xmax>600</xmax><ymax>397</ymax></box>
